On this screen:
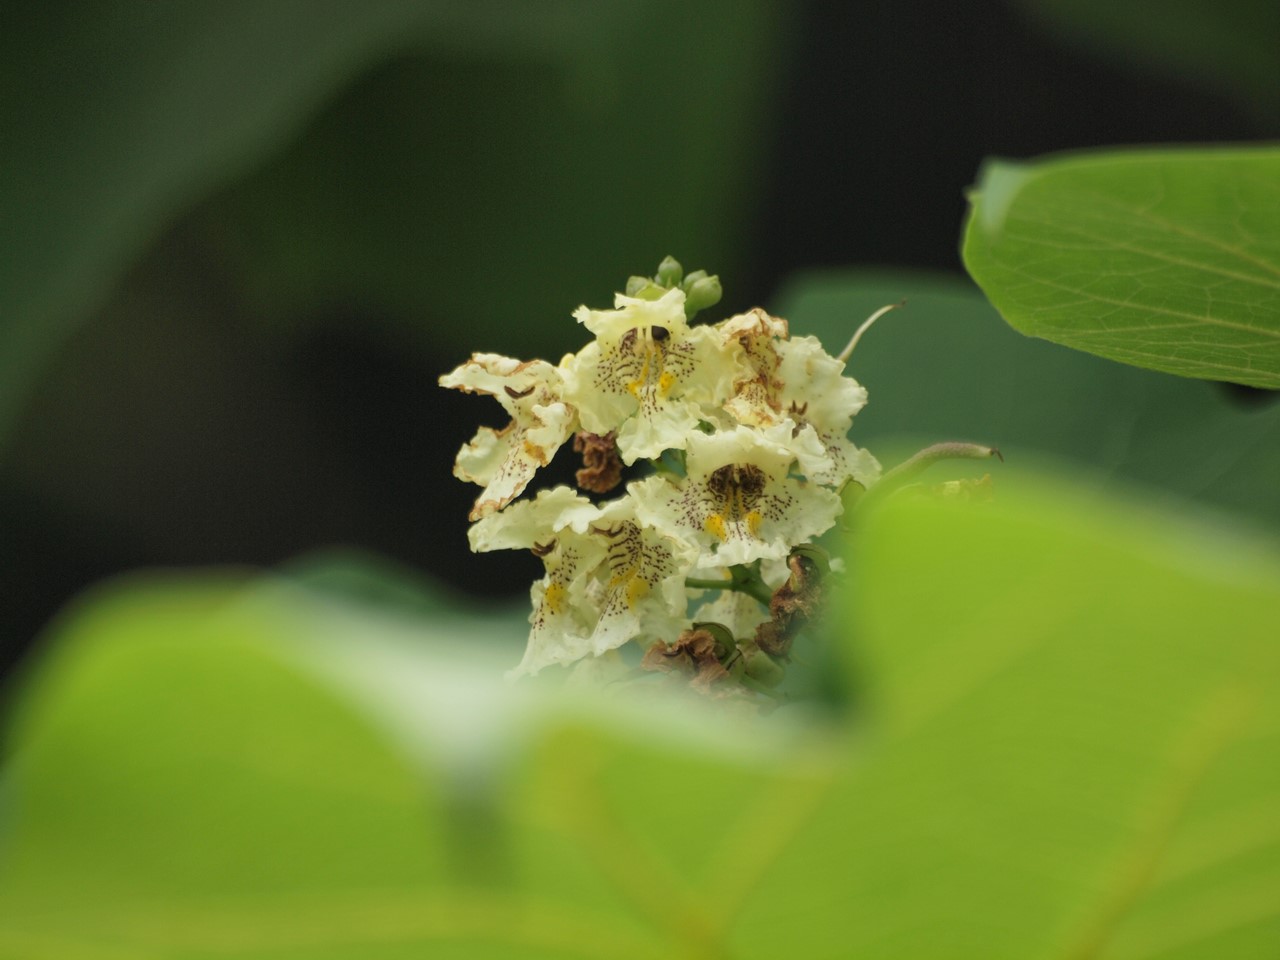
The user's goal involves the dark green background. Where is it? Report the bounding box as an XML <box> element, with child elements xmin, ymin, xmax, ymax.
<box><xmin>2</xmin><ymin>0</ymin><xmax>1276</xmax><ymax>681</ymax></box>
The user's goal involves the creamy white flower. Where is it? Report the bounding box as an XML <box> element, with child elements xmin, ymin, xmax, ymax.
<box><xmin>516</xmin><ymin>533</ymin><xmax>607</xmax><ymax>678</ymax></box>
<box><xmin>472</xmin><ymin>488</ymin><xmax>698</xmax><ymax>677</ymax></box>
<box><xmin>440</xmin><ymin>354</ymin><xmax>576</xmax><ymax>520</ymax></box>
<box><xmin>778</xmin><ymin>336</ymin><xmax>880</xmax><ymax>487</ymax></box>
<box><xmin>717</xmin><ymin>310</ymin><xmax>880</xmax><ymax>487</ymax></box>
<box><xmin>467</xmin><ymin>486</ymin><xmax>601</xmax><ymax>554</ymax></box>
<box><xmin>719</xmin><ymin>308</ymin><xmax>789</xmax><ymax>426</ymax></box>
<box><xmin>467</xmin><ymin>489</ymin><xmax>605</xmax><ymax>676</ymax></box>
<box><xmin>581</xmin><ymin>496</ymin><xmax>699</xmax><ymax>655</ymax></box>
<box><xmin>630</xmin><ymin>424</ymin><xmax>843</xmax><ymax>567</ymax></box>
<box><xmin>560</xmin><ymin>288</ymin><xmax>738</xmax><ymax>464</ymax></box>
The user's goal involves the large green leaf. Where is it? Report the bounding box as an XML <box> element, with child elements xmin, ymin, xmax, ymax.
<box><xmin>523</xmin><ymin>480</ymin><xmax>1280</xmax><ymax>959</ymax></box>
<box><xmin>821</xmin><ymin>484</ymin><xmax>1280</xmax><ymax>958</ymax></box>
<box><xmin>1</xmin><ymin>474</ymin><xmax>1277</xmax><ymax>956</ymax></box>
<box><xmin>775</xmin><ymin>268</ymin><xmax>1280</xmax><ymax>530</ymax></box>
<box><xmin>961</xmin><ymin>147</ymin><xmax>1280</xmax><ymax>388</ymax></box>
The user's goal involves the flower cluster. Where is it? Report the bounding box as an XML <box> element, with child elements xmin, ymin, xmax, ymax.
<box><xmin>441</xmin><ymin>259</ymin><xmax>880</xmax><ymax>689</ymax></box>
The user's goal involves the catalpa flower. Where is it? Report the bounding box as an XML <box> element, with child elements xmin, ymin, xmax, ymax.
<box><xmin>560</xmin><ymin>287</ymin><xmax>738</xmax><ymax>464</ymax></box>
<box><xmin>469</xmin><ymin>488</ymin><xmax>608</xmax><ymax>675</ymax></box>
<box><xmin>581</xmin><ymin>496</ymin><xmax>699</xmax><ymax>657</ymax></box>
<box><xmin>630</xmin><ymin>423</ymin><xmax>842</xmax><ymax>567</ymax></box>
<box><xmin>439</xmin><ymin>259</ymin><xmax>955</xmax><ymax>694</ymax></box>
<box><xmin>439</xmin><ymin>354</ymin><xmax>575</xmax><ymax>520</ymax></box>
<box><xmin>470</xmin><ymin>487</ymin><xmax>697</xmax><ymax>676</ymax></box>
<box><xmin>718</xmin><ymin>310</ymin><xmax>880</xmax><ymax>488</ymax></box>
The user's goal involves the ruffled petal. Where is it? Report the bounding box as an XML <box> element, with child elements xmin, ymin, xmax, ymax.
<box><xmin>468</xmin><ymin>487</ymin><xmax>601</xmax><ymax>553</ymax></box>
<box><xmin>561</xmin><ymin>289</ymin><xmax>739</xmax><ymax>463</ymax></box>
<box><xmin>630</xmin><ymin>425</ymin><xmax>843</xmax><ymax>568</ymax></box>
<box><xmin>440</xmin><ymin>354</ymin><xmax>576</xmax><ymax>519</ymax></box>
<box><xmin>584</xmin><ymin>497</ymin><xmax>699</xmax><ymax>654</ymax></box>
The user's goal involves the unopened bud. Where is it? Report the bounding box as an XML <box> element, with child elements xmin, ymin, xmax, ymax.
<box><xmin>656</xmin><ymin>255</ymin><xmax>683</xmax><ymax>288</ymax></box>
<box><xmin>683</xmin><ymin>275</ymin><xmax>722</xmax><ymax>318</ymax></box>
<box><xmin>631</xmin><ymin>280</ymin><xmax>666</xmax><ymax>301</ymax></box>
<box><xmin>625</xmin><ymin>275</ymin><xmax>650</xmax><ymax>297</ymax></box>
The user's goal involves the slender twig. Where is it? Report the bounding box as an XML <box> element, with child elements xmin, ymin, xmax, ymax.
<box><xmin>856</xmin><ymin>441</ymin><xmax>1002</xmax><ymax>513</ymax></box>
<box><xmin>836</xmin><ymin>300</ymin><xmax>904</xmax><ymax>363</ymax></box>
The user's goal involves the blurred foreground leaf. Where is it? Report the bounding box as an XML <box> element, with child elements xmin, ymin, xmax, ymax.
<box><xmin>1</xmin><ymin>474</ymin><xmax>1277</xmax><ymax>957</ymax></box>
<box><xmin>777</xmin><ymin>269</ymin><xmax>1280</xmax><ymax>529</ymax></box>
<box><xmin>961</xmin><ymin>147</ymin><xmax>1280</xmax><ymax>388</ymax></box>
<box><xmin>817</xmin><ymin>483</ymin><xmax>1280</xmax><ymax>957</ymax></box>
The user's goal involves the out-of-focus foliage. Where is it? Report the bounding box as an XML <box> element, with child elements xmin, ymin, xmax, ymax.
<box><xmin>1</xmin><ymin>473</ymin><xmax>1276</xmax><ymax>957</ymax></box>
<box><xmin>1007</xmin><ymin>0</ymin><xmax>1279</xmax><ymax>123</ymax></box>
<box><xmin>0</xmin><ymin>0</ymin><xmax>783</xmax><ymax>447</ymax></box>
<box><xmin>962</xmin><ymin>147</ymin><xmax>1280</xmax><ymax>388</ymax></box>
<box><xmin>777</xmin><ymin>270</ymin><xmax>1280</xmax><ymax>530</ymax></box>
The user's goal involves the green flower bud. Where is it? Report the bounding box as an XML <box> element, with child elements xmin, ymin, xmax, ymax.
<box><xmin>630</xmin><ymin>280</ymin><xmax>667</xmax><ymax>301</ymax></box>
<box><xmin>625</xmin><ymin>275</ymin><xmax>651</xmax><ymax>297</ymax></box>
<box><xmin>684</xmin><ymin>274</ymin><xmax>723</xmax><ymax>318</ymax></box>
<box><xmin>656</xmin><ymin>255</ymin><xmax>683</xmax><ymax>288</ymax></box>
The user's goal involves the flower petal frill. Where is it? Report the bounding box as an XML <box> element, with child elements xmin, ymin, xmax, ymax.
<box><xmin>469</xmin><ymin>488</ymin><xmax>698</xmax><ymax>676</ymax></box>
<box><xmin>630</xmin><ymin>424</ymin><xmax>842</xmax><ymax>568</ymax></box>
<box><xmin>469</xmin><ymin>489</ymin><xmax>606</xmax><ymax>676</ymax></box>
<box><xmin>717</xmin><ymin>310</ymin><xmax>880</xmax><ymax>488</ymax></box>
<box><xmin>439</xmin><ymin>354</ymin><xmax>576</xmax><ymax>520</ymax></box>
<box><xmin>560</xmin><ymin>288</ymin><xmax>738</xmax><ymax>465</ymax></box>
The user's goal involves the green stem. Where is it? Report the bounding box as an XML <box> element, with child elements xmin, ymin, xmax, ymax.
<box><xmin>685</xmin><ymin>569</ymin><xmax>773</xmax><ymax>607</ymax></box>
<box><xmin>856</xmin><ymin>441</ymin><xmax>1002</xmax><ymax>513</ymax></box>
<box><xmin>739</xmin><ymin>578</ymin><xmax>774</xmax><ymax>607</ymax></box>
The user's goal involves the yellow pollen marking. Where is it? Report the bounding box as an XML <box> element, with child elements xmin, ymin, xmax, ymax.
<box><xmin>704</xmin><ymin>514</ymin><xmax>727</xmax><ymax>541</ymax></box>
<box><xmin>543</xmin><ymin>582</ymin><xmax>567</xmax><ymax>616</ymax></box>
<box><xmin>625</xmin><ymin>577</ymin><xmax>649</xmax><ymax>608</ymax></box>
<box><xmin>746</xmin><ymin>510</ymin><xmax>763</xmax><ymax>537</ymax></box>
<box><xmin>627</xmin><ymin>352</ymin><xmax>654</xmax><ymax>398</ymax></box>
<box><xmin>523</xmin><ymin>439</ymin><xmax>547</xmax><ymax>464</ymax></box>
<box><xmin>658</xmin><ymin>371</ymin><xmax>676</xmax><ymax>396</ymax></box>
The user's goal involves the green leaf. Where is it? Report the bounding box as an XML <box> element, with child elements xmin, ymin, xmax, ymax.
<box><xmin>510</xmin><ymin>477</ymin><xmax>1280</xmax><ymax>958</ymax></box>
<box><xmin>775</xmin><ymin>268</ymin><xmax>1280</xmax><ymax>531</ymax></box>
<box><xmin>961</xmin><ymin>147</ymin><xmax>1280</xmax><ymax>388</ymax></box>
<box><xmin>2</xmin><ymin>475</ymin><xmax>1278</xmax><ymax>956</ymax></box>
<box><xmin>745</xmin><ymin>479</ymin><xmax>1280</xmax><ymax>958</ymax></box>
